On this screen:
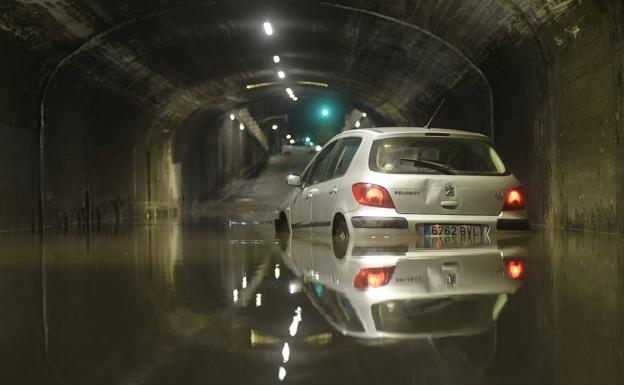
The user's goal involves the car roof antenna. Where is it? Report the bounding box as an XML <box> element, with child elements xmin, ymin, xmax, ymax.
<box><xmin>424</xmin><ymin>97</ymin><xmax>446</xmax><ymax>129</ymax></box>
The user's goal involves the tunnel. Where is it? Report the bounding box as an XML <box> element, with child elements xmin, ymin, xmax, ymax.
<box><xmin>1</xmin><ymin>1</ymin><xmax>623</xmax><ymax>384</ymax></box>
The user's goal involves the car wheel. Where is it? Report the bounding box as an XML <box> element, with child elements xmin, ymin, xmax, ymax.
<box><xmin>332</xmin><ymin>215</ymin><xmax>349</xmax><ymax>258</ymax></box>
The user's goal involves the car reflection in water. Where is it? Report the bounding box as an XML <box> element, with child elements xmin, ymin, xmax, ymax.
<box><xmin>280</xmin><ymin>229</ymin><xmax>527</xmax><ymax>380</ymax></box>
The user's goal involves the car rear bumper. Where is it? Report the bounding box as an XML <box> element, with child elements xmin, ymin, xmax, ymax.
<box><xmin>343</xmin><ymin>208</ymin><xmax>529</xmax><ymax>234</ymax></box>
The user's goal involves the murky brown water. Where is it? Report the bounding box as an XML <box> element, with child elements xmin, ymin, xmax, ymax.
<box><xmin>2</xmin><ymin>220</ymin><xmax>623</xmax><ymax>385</ymax></box>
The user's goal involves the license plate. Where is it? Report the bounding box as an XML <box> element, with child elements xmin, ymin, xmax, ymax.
<box><xmin>423</xmin><ymin>224</ymin><xmax>485</xmax><ymax>248</ymax></box>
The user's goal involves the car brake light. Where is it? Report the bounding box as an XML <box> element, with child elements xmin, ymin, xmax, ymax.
<box><xmin>353</xmin><ymin>266</ymin><xmax>396</xmax><ymax>290</ymax></box>
<box><xmin>505</xmin><ymin>259</ymin><xmax>525</xmax><ymax>279</ymax></box>
<box><xmin>352</xmin><ymin>183</ymin><xmax>395</xmax><ymax>208</ymax></box>
<box><xmin>502</xmin><ymin>187</ymin><xmax>525</xmax><ymax>211</ymax></box>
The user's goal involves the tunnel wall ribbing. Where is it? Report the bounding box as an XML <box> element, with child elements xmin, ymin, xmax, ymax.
<box><xmin>485</xmin><ymin>0</ymin><xmax>624</xmax><ymax>233</ymax></box>
<box><xmin>172</xmin><ymin>110</ymin><xmax>269</xmax><ymax>205</ymax></box>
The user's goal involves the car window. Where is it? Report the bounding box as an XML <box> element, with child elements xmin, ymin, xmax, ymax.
<box><xmin>369</xmin><ymin>137</ymin><xmax>507</xmax><ymax>175</ymax></box>
<box><xmin>328</xmin><ymin>137</ymin><xmax>362</xmax><ymax>179</ymax></box>
<box><xmin>305</xmin><ymin>141</ymin><xmax>337</xmax><ymax>185</ymax></box>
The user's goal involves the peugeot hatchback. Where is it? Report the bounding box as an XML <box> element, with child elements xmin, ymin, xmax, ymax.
<box><xmin>276</xmin><ymin>127</ymin><xmax>529</xmax><ymax>244</ymax></box>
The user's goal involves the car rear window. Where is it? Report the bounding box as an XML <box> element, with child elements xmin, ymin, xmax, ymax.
<box><xmin>371</xmin><ymin>295</ymin><xmax>499</xmax><ymax>334</ymax></box>
<box><xmin>369</xmin><ymin>136</ymin><xmax>507</xmax><ymax>175</ymax></box>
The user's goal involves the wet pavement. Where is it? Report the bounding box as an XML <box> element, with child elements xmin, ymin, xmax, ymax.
<box><xmin>2</xmin><ymin>155</ymin><xmax>624</xmax><ymax>385</ymax></box>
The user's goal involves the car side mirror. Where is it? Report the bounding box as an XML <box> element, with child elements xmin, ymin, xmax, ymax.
<box><xmin>286</xmin><ymin>174</ymin><xmax>302</xmax><ymax>187</ymax></box>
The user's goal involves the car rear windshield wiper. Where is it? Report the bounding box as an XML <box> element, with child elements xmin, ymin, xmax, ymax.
<box><xmin>400</xmin><ymin>158</ymin><xmax>455</xmax><ymax>175</ymax></box>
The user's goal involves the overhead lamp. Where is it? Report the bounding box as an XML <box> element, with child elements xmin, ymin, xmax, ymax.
<box><xmin>315</xmin><ymin>145</ymin><xmax>322</xmax><ymax>152</ymax></box>
<box><xmin>362</xmin><ymin>112</ymin><xmax>367</xmax><ymax>117</ymax></box>
<box><xmin>355</xmin><ymin>121</ymin><xmax>361</xmax><ymax>128</ymax></box>
<box><xmin>289</xmin><ymin>139</ymin><xmax>295</xmax><ymax>144</ymax></box>
<box><xmin>229</xmin><ymin>114</ymin><xmax>235</xmax><ymax>120</ymax></box>
<box><xmin>277</xmin><ymin>70</ymin><xmax>285</xmax><ymax>79</ymax></box>
<box><xmin>272</xmin><ymin>124</ymin><xmax>278</xmax><ymax>130</ymax></box>
<box><xmin>292</xmin><ymin>97</ymin><xmax>298</xmax><ymax>101</ymax></box>
<box><xmin>273</xmin><ymin>55</ymin><xmax>280</xmax><ymax>63</ymax></box>
<box><xmin>305</xmin><ymin>137</ymin><xmax>310</xmax><ymax>143</ymax></box>
<box><xmin>286</xmin><ymin>134</ymin><xmax>292</xmax><ymax>139</ymax></box>
<box><xmin>239</xmin><ymin>123</ymin><xmax>245</xmax><ymax>131</ymax></box>
<box><xmin>321</xmin><ymin>107</ymin><xmax>329</xmax><ymax>117</ymax></box>
<box><xmin>285</xmin><ymin>88</ymin><xmax>293</xmax><ymax>95</ymax></box>
<box><xmin>263</xmin><ymin>21</ymin><xmax>273</xmax><ymax>36</ymax></box>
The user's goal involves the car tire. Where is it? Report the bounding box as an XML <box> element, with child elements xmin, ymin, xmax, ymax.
<box><xmin>332</xmin><ymin>215</ymin><xmax>349</xmax><ymax>259</ymax></box>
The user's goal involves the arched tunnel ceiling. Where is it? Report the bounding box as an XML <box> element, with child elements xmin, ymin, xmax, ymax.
<box><xmin>2</xmin><ymin>0</ymin><xmax>578</xmax><ymax>134</ymax></box>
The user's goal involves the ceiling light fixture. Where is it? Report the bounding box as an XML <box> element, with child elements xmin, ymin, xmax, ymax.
<box><xmin>277</xmin><ymin>70</ymin><xmax>285</xmax><ymax>79</ymax></box>
<box><xmin>273</xmin><ymin>55</ymin><xmax>280</xmax><ymax>63</ymax></box>
<box><xmin>272</xmin><ymin>124</ymin><xmax>278</xmax><ymax>130</ymax></box>
<box><xmin>239</xmin><ymin>123</ymin><xmax>245</xmax><ymax>131</ymax></box>
<box><xmin>229</xmin><ymin>114</ymin><xmax>235</xmax><ymax>120</ymax></box>
<box><xmin>295</xmin><ymin>80</ymin><xmax>329</xmax><ymax>88</ymax></box>
<box><xmin>263</xmin><ymin>21</ymin><xmax>273</xmax><ymax>36</ymax></box>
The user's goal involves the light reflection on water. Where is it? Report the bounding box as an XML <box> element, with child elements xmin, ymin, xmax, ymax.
<box><xmin>0</xmin><ymin>222</ymin><xmax>622</xmax><ymax>384</ymax></box>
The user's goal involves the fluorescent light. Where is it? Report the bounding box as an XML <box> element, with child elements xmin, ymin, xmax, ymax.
<box><xmin>229</xmin><ymin>114</ymin><xmax>235</xmax><ymax>120</ymax></box>
<box><xmin>295</xmin><ymin>80</ymin><xmax>328</xmax><ymax>88</ymax></box>
<box><xmin>245</xmin><ymin>82</ymin><xmax>275</xmax><ymax>90</ymax></box>
<box><xmin>272</xmin><ymin>124</ymin><xmax>278</xmax><ymax>130</ymax></box>
<box><xmin>239</xmin><ymin>123</ymin><xmax>245</xmax><ymax>131</ymax></box>
<box><xmin>263</xmin><ymin>22</ymin><xmax>273</xmax><ymax>36</ymax></box>
<box><xmin>277</xmin><ymin>70</ymin><xmax>285</xmax><ymax>79</ymax></box>
<box><xmin>273</xmin><ymin>55</ymin><xmax>280</xmax><ymax>63</ymax></box>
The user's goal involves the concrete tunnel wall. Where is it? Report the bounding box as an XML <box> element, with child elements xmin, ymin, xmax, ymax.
<box><xmin>0</xmin><ymin>33</ymin><xmax>270</xmax><ymax>232</ymax></box>
<box><xmin>0</xmin><ymin>0</ymin><xmax>623</xmax><ymax>234</ymax></box>
<box><xmin>172</xmin><ymin>109</ymin><xmax>270</xmax><ymax>205</ymax></box>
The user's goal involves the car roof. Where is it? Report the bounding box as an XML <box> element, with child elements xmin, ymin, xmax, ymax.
<box><xmin>341</xmin><ymin>127</ymin><xmax>489</xmax><ymax>140</ymax></box>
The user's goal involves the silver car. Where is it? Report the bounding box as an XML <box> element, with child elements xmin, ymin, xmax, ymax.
<box><xmin>280</xmin><ymin>231</ymin><xmax>527</xmax><ymax>340</ymax></box>
<box><xmin>277</xmin><ymin>127</ymin><xmax>529</xmax><ymax>246</ymax></box>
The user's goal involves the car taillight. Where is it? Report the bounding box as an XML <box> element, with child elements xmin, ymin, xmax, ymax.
<box><xmin>352</xmin><ymin>183</ymin><xmax>395</xmax><ymax>208</ymax></box>
<box><xmin>505</xmin><ymin>259</ymin><xmax>525</xmax><ymax>279</ymax></box>
<box><xmin>353</xmin><ymin>266</ymin><xmax>396</xmax><ymax>290</ymax></box>
<box><xmin>502</xmin><ymin>187</ymin><xmax>525</xmax><ymax>211</ymax></box>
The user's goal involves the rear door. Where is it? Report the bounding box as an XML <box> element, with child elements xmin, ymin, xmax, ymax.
<box><xmin>310</xmin><ymin>137</ymin><xmax>362</xmax><ymax>227</ymax></box>
<box><xmin>291</xmin><ymin>141</ymin><xmax>338</xmax><ymax>228</ymax></box>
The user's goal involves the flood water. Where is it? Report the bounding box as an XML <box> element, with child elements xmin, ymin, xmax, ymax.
<box><xmin>2</xmin><ymin>155</ymin><xmax>623</xmax><ymax>385</ymax></box>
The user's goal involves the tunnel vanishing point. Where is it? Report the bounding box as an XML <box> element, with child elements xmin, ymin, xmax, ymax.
<box><xmin>0</xmin><ymin>0</ymin><xmax>622</xmax><ymax>234</ymax></box>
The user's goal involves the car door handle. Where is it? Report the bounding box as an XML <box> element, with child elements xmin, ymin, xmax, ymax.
<box><xmin>441</xmin><ymin>200</ymin><xmax>458</xmax><ymax>209</ymax></box>
<box><xmin>329</xmin><ymin>186</ymin><xmax>338</xmax><ymax>195</ymax></box>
